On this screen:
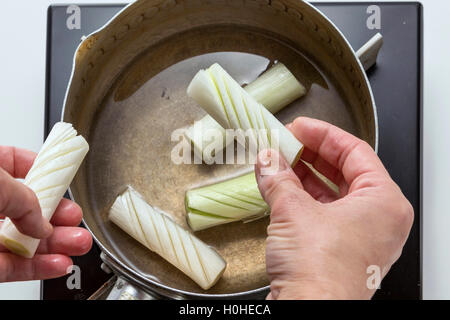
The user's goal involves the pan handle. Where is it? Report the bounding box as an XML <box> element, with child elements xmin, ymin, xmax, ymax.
<box><xmin>356</xmin><ymin>33</ymin><xmax>383</xmax><ymax>71</ymax></box>
<box><xmin>99</xmin><ymin>252</ymin><xmax>163</xmax><ymax>300</ymax></box>
<box><xmin>106</xmin><ymin>276</ymin><xmax>156</xmax><ymax>300</ymax></box>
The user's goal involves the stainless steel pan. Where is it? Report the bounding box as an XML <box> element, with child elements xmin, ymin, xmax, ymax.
<box><xmin>62</xmin><ymin>0</ymin><xmax>379</xmax><ymax>299</ymax></box>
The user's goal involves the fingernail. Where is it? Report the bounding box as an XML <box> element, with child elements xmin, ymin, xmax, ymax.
<box><xmin>258</xmin><ymin>149</ymin><xmax>272</xmax><ymax>168</ymax></box>
<box><xmin>286</xmin><ymin>123</ymin><xmax>293</xmax><ymax>130</ymax></box>
<box><xmin>66</xmin><ymin>265</ymin><xmax>74</xmax><ymax>274</ymax></box>
<box><xmin>258</xmin><ymin>149</ymin><xmax>288</xmax><ymax>176</ymax></box>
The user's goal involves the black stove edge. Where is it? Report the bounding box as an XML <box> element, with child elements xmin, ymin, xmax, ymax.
<box><xmin>418</xmin><ymin>1</ymin><xmax>424</xmax><ymax>300</ymax></box>
<box><xmin>41</xmin><ymin>5</ymin><xmax>54</xmax><ymax>300</ymax></box>
<box><xmin>43</xmin><ymin>3</ymin><xmax>128</xmax><ymax>139</ymax></box>
<box><xmin>44</xmin><ymin>5</ymin><xmax>52</xmax><ymax>148</ymax></box>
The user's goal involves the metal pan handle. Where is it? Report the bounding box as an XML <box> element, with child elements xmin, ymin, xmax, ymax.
<box><xmin>357</xmin><ymin>33</ymin><xmax>383</xmax><ymax>71</ymax></box>
<box><xmin>98</xmin><ymin>252</ymin><xmax>164</xmax><ymax>300</ymax></box>
<box><xmin>106</xmin><ymin>276</ymin><xmax>156</xmax><ymax>300</ymax></box>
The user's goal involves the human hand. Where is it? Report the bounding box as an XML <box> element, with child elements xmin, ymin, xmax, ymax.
<box><xmin>0</xmin><ymin>146</ymin><xmax>92</xmax><ymax>282</ymax></box>
<box><xmin>255</xmin><ymin>117</ymin><xmax>414</xmax><ymax>300</ymax></box>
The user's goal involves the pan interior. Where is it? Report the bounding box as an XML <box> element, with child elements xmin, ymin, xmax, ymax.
<box><xmin>86</xmin><ymin>25</ymin><xmax>360</xmax><ymax>295</ymax></box>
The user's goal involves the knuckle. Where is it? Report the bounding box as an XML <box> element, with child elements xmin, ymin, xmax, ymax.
<box><xmin>0</xmin><ymin>257</ymin><xmax>13</xmax><ymax>282</ymax></box>
<box><xmin>401</xmin><ymin>199</ymin><xmax>414</xmax><ymax>225</ymax></box>
<box><xmin>269</xmin><ymin>191</ymin><xmax>305</xmax><ymax>222</ymax></box>
<box><xmin>0</xmin><ymin>171</ymin><xmax>10</xmax><ymax>213</ymax></box>
<box><xmin>358</xmin><ymin>139</ymin><xmax>372</xmax><ymax>150</ymax></box>
<box><xmin>271</xmin><ymin>192</ymin><xmax>299</xmax><ymax>212</ymax></box>
<box><xmin>23</xmin><ymin>186</ymin><xmax>39</xmax><ymax>214</ymax></box>
<box><xmin>393</xmin><ymin>197</ymin><xmax>414</xmax><ymax>231</ymax></box>
<box><xmin>292</xmin><ymin>117</ymin><xmax>303</xmax><ymax>128</ymax></box>
<box><xmin>0</xmin><ymin>170</ymin><xmax>39</xmax><ymax>219</ymax></box>
<box><xmin>263</xmin><ymin>171</ymin><xmax>299</xmax><ymax>200</ymax></box>
<box><xmin>352</xmin><ymin>140</ymin><xmax>374</xmax><ymax>160</ymax></box>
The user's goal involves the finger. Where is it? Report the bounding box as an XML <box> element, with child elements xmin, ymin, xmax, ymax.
<box><xmin>0</xmin><ymin>253</ymin><xmax>72</xmax><ymax>282</ymax></box>
<box><xmin>287</xmin><ymin>122</ymin><xmax>347</xmax><ymax>188</ymax></box>
<box><xmin>50</xmin><ymin>198</ymin><xmax>83</xmax><ymax>227</ymax></box>
<box><xmin>299</xmin><ymin>147</ymin><xmax>347</xmax><ymax>191</ymax></box>
<box><xmin>0</xmin><ymin>169</ymin><xmax>53</xmax><ymax>238</ymax></box>
<box><xmin>255</xmin><ymin>149</ymin><xmax>314</xmax><ymax>210</ymax></box>
<box><xmin>37</xmin><ymin>227</ymin><xmax>92</xmax><ymax>255</ymax></box>
<box><xmin>293</xmin><ymin>160</ymin><xmax>340</xmax><ymax>203</ymax></box>
<box><xmin>290</xmin><ymin>117</ymin><xmax>389</xmax><ymax>190</ymax></box>
<box><xmin>0</xmin><ymin>146</ymin><xmax>36</xmax><ymax>179</ymax></box>
<box><xmin>0</xmin><ymin>223</ymin><xmax>92</xmax><ymax>256</ymax></box>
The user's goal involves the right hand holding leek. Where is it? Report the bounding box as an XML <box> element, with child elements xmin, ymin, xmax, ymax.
<box><xmin>255</xmin><ymin>118</ymin><xmax>414</xmax><ymax>299</ymax></box>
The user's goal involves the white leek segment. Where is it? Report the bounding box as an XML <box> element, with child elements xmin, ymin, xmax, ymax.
<box><xmin>187</xmin><ymin>63</ymin><xmax>304</xmax><ymax>166</ymax></box>
<box><xmin>184</xmin><ymin>63</ymin><xmax>305</xmax><ymax>163</ymax></box>
<box><xmin>109</xmin><ymin>187</ymin><xmax>226</xmax><ymax>290</ymax></box>
<box><xmin>0</xmin><ymin>122</ymin><xmax>89</xmax><ymax>258</ymax></box>
<box><xmin>184</xmin><ymin>116</ymin><xmax>226</xmax><ymax>164</ymax></box>
<box><xmin>186</xmin><ymin>172</ymin><xmax>269</xmax><ymax>231</ymax></box>
<box><xmin>187</xmin><ymin>211</ymin><xmax>235</xmax><ymax>231</ymax></box>
<box><xmin>244</xmin><ymin>62</ymin><xmax>306</xmax><ymax>114</ymax></box>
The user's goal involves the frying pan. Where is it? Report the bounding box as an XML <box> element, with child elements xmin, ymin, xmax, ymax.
<box><xmin>62</xmin><ymin>0</ymin><xmax>380</xmax><ymax>299</ymax></box>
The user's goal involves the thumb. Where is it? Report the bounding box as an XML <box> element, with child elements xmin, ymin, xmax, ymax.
<box><xmin>255</xmin><ymin>149</ymin><xmax>314</xmax><ymax>217</ymax></box>
<box><xmin>0</xmin><ymin>169</ymin><xmax>53</xmax><ymax>239</ymax></box>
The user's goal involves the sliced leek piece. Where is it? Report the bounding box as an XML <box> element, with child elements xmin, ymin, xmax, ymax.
<box><xmin>109</xmin><ymin>187</ymin><xmax>226</xmax><ymax>290</ymax></box>
<box><xmin>187</xmin><ymin>211</ymin><xmax>236</xmax><ymax>231</ymax></box>
<box><xmin>186</xmin><ymin>172</ymin><xmax>269</xmax><ymax>231</ymax></box>
<box><xmin>187</xmin><ymin>63</ymin><xmax>304</xmax><ymax>166</ymax></box>
<box><xmin>186</xmin><ymin>161</ymin><xmax>341</xmax><ymax>231</ymax></box>
<box><xmin>0</xmin><ymin>122</ymin><xmax>89</xmax><ymax>258</ymax></box>
<box><xmin>244</xmin><ymin>62</ymin><xmax>306</xmax><ymax>114</ymax></box>
<box><xmin>184</xmin><ymin>115</ymin><xmax>226</xmax><ymax>164</ymax></box>
<box><xmin>184</xmin><ymin>63</ymin><xmax>305</xmax><ymax>163</ymax></box>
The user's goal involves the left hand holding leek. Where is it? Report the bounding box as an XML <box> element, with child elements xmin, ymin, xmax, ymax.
<box><xmin>0</xmin><ymin>145</ymin><xmax>92</xmax><ymax>282</ymax></box>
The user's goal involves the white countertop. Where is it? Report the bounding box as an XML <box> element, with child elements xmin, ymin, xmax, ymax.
<box><xmin>0</xmin><ymin>0</ymin><xmax>448</xmax><ymax>300</ymax></box>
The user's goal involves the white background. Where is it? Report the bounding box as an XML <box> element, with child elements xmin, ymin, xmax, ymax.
<box><xmin>0</xmin><ymin>0</ymin><xmax>448</xmax><ymax>299</ymax></box>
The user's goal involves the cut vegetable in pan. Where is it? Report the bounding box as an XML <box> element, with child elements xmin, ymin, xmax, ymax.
<box><xmin>187</xmin><ymin>210</ymin><xmax>236</xmax><ymax>232</ymax></box>
<box><xmin>244</xmin><ymin>62</ymin><xmax>306</xmax><ymax>114</ymax></box>
<box><xmin>187</xmin><ymin>63</ymin><xmax>304</xmax><ymax>166</ymax></box>
<box><xmin>109</xmin><ymin>187</ymin><xmax>227</xmax><ymax>290</ymax></box>
<box><xmin>0</xmin><ymin>122</ymin><xmax>89</xmax><ymax>258</ymax></box>
<box><xmin>186</xmin><ymin>172</ymin><xmax>269</xmax><ymax>231</ymax></box>
<box><xmin>184</xmin><ymin>63</ymin><xmax>305</xmax><ymax>163</ymax></box>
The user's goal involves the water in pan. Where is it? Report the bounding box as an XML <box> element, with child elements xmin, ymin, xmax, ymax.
<box><xmin>86</xmin><ymin>25</ymin><xmax>358</xmax><ymax>295</ymax></box>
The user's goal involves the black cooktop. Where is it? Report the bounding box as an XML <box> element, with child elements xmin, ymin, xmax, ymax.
<box><xmin>44</xmin><ymin>2</ymin><xmax>422</xmax><ymax>300</ymax></box>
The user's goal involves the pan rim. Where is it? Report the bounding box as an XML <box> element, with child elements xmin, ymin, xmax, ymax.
<box><xmin>61</xmin><ymin>0</ymin><xmax>379</xmax><ymax>299</ymax></box>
